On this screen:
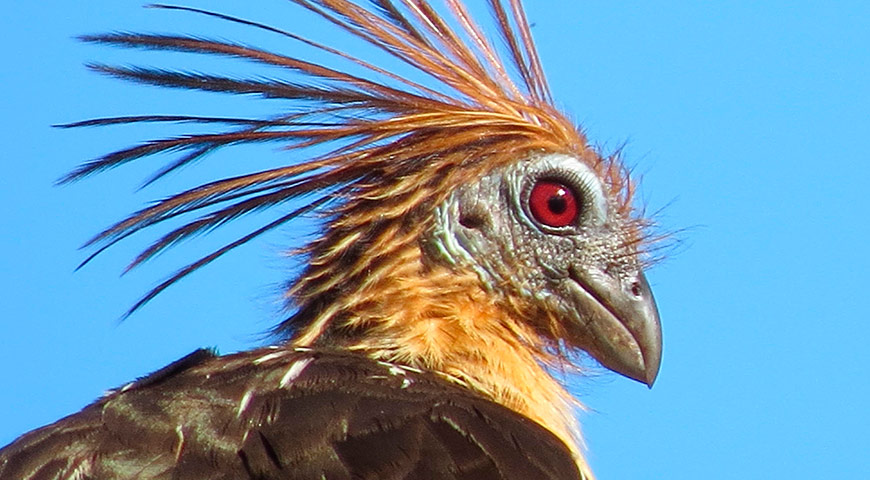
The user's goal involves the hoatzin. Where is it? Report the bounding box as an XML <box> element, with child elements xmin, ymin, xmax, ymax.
<box><xmin>0</xmin><ymin>1</ymin><xmax>662</xmax><ymax>479</ymax></box>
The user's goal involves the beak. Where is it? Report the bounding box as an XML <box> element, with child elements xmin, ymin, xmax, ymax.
<box><xmin>567</xmin><ymin>268</ymin><xmax>662</xmax><ymax>386</ymax></box>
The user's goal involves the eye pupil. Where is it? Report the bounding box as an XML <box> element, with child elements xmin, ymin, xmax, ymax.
<box><xmin>547</xmin><ymin>194</ymin><xmax>568</xmax><ymax>215</ymax></box>
<box><xmin>529</xmin><ymin>180</ymin><xmax>579</xmax><ymax>228</ymax></box>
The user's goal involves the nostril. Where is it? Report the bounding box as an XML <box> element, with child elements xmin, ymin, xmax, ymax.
<box><xmin>459</xmin><ymin>213</ymin><xmax>485</xmax><ymax>230</ymax></box>
<box><xmin>630</xmin><ymin>282</ymin><xmax>643</xmax><ymax>298</ymax></box>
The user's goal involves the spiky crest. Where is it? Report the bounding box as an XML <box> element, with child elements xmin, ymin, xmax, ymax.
<box><xmin>65</xmin><ymin>0</ymin><xmax>635</xmax><ymax>318</ymax></box>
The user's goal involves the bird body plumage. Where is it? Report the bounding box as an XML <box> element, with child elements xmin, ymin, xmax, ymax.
<box><xmin>1</xmin><ymin>1</ymin><xmax>663</xmax><ymax>479</ymax></box>
<box><xmin>1</xmin><ymin>349</ymin><xmax>579</xmax><ymax>480</ymax></box>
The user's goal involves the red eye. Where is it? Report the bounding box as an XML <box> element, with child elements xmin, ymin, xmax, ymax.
<box><xmin>529</xmin><ymin>180</ymin><xmax>578</xmax><ymax>228</ymax></box>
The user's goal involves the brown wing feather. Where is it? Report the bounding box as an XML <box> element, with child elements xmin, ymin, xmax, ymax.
<box><xmin>0</xmin><ymin>350</ymin><xmax>580</xmax><ymax>480</ymax></box>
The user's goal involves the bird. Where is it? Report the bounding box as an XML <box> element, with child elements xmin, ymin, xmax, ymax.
<box><xmin>0</xmin><ymin>1</ymin><xmax>662</xmax><ymax>479</ymax></box>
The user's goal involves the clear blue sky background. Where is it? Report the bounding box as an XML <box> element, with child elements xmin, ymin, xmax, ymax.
<box><xmin>1</xmin><ymin>1</ymin><xmax>867</xmax><ymax>478</ymax></box>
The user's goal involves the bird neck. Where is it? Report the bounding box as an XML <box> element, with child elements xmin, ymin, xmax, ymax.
<box><xmin>290</xmin><ymin>249</ymin><xmax>591</xmax><ymax>478</ymax></box>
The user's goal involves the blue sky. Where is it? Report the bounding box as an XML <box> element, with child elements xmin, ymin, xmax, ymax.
<box><xmin>1</xmin><ymin>1</ymin><xmax>868</xmax><ymax>478</ymax></box>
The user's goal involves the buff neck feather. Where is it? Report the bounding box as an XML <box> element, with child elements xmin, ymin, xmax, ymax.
<box><xmin>291</xmin><ymin>245</ymin><xmax>593</xmax><ymax>479</ymax></box>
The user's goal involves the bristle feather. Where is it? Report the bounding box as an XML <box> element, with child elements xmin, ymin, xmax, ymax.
<box><xmin>125</xmin><ymin>195</ymin><xmax>331</xmax><ymax>317</ymax></box>
<box><xmin>508</xmin><ymin>0</ymin><xmax>550</xmax><ymax>102</ymax></box>
<box><xmin>147</xmin><ymin>4</ymin><xmax>455</xmax><ymax>102</ymax></box>
<box><xmin>57</xmin><ymin>115</ymin><xmax>282</xmax><ymax>128</ymax></box>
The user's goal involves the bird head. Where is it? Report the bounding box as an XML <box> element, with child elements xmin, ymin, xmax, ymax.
<box><xmin>428</xmin><ymin>151</ymin><xmax>661</xmax><ymax>385</ymax></box>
